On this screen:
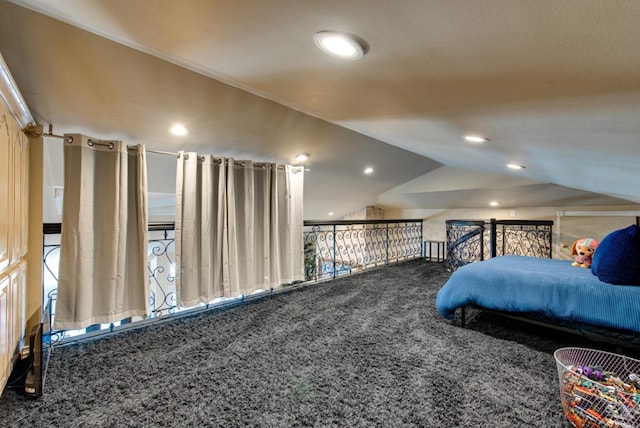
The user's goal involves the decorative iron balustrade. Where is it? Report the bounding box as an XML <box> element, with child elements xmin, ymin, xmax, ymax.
<box><xmin>43</xmin><ymin>223</ymin><xmax>178</xmax><ymax>341</ymax></box>
<box><xmin>43</xmin><ymin>218</ymin><xmax>423</xmax><ymax>340</ymax></box>
<box><xmin>445</xmin><ymin>219</ymin><xmax>553</xmax><ymax>270</ymax></box>
<box><xmin>302</xmin><ymin>219</ymin><xmax>423</xmax><ymax>281</ymax></box>
<box><xmin>147</xmin><ymin>224</ymin><xmax>178</xmax><ymax>317</ymax></box>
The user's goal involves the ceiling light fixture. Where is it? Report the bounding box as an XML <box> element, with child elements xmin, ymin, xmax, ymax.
<box><xmin>170</xmin><ymin>124</ymin><xmax>189</xmax><ymax>136</ymax></box>
<box><xmin>328</xmin><ymin>212</ymin><xmax>335</xmax><ymax>216</ymax></box>
<box><xmin>464</xmin><ymin>135</ymin><xmax>489</xmax><ymax>143</ymax></box>
<box><xmin>313</xmin><ymin>31</ymin><xmax>369</xmax><ymax>60</ymax></box>
<box><xmin>507</xmin><ymin>163</ymin><xmax>525</xmax><ymax>170</ymax></box>
<box><xmin>364</xmin><ymin>167</ymin><xmax>374</xmax><ymax>174</ymax></box>
<box><xmin>489</xmin><ymin>201</ymin><xmax>500</xmax><ymax>207</ymax></box>
<box><xmin>295</xmin><ymin>153</ymin><xmax>310</xmax><ymax>163</ymax></box>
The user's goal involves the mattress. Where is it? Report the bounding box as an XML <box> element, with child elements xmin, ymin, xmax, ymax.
<box><xmin>436</xmin><ymin>255</ymin><xmax>640</xmax><ymax>334</ymax></box>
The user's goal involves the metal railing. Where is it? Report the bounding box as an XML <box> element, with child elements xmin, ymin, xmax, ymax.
<box><xmin>302</xmin><ymin>219</ymin><xmax>423</xmax><ymax>281</ymax></box>
<box><xmin>43</xmin><ymin>223</ymin><xmax>179</xmax><ymax>341</ymax></box>
<box><xmin>43</xmin><ymin>219</ymin><xmax>423</xmax><ymax>341</ymax></box>
<box><xmin>445</xmin><ymin>218</ymin><xmax>553</xmax><ymax>270</ymax></box>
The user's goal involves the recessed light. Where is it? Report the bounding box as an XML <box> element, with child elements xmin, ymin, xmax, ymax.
<box><xmin>364</xmin><ymin>167</ymin><xmax>374</xmax><ymax>174</ymax></box>
<box><xmin>489</xmin><ymin>201</ymin><xmax>500</xmax><ymax>207</ymax></box>
<box><xmin>170</xmin><ymin>124</ymin><xmax>189</xmax><ymax>136</ymax></box>
<box><xmin>464</xmin><ymin>135</ymin><xmax>489</xmax><ymax>143</ymax></box>
<box><xmin>295</xmin><ymin>153</ymin><xmax>310</xmax><ymax>163</ymax></box>
<box><xmin>328</xmin><ymin>212</ymin><xmax>334</xmax><ymax>216</ymax></box>
<box><xmin>507</xmin><ymin>163</ymin><xmax>525</xmax><ymax>170</ymax></box>
<box><xmin>313</xmin><ymin>31</ymin><xmax>369</xmax><ymax>60</ymax></box>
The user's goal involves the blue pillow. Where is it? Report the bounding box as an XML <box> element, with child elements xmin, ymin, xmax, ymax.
<box><xmin>591</xmin><ymin>225</ymin><xmax>640</xmax><ymax>285</ymax></box>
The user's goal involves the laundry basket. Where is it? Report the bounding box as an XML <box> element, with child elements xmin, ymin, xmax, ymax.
<box><xmin>554</xmin><ymin>347</ymin><xmax>640</xmax><ymax>428</ymax></box>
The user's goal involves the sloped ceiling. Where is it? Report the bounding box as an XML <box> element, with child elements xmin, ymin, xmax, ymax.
<box><xmin>1</xmin><ymin>0</ymin><xmax>639</xmax><ymax>220</ymax></box>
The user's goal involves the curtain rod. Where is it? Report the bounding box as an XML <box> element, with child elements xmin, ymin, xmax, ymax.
<box><xmin>178</xmin><ymin>153</ymin><xmax>303</xmax><ymax>171</ymax></box>
<box><xmin>147</xmin><ymin>149</ymin><xmax>178</xmax><ymax>157</ymax></box>
<box><xmin>35</xmin><ymin>126</ymin><xmax>302</xmax><ymax>170</ymax></box>
<box><xmin>32</xmin><ymin>125</ymin><xmax>180</xmax><ymax>157</ymax></box>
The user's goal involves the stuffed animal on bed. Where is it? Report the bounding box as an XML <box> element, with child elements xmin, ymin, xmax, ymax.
<box><xmin>571</xmin><ymin>238</ymin><xmax>599</xmax><ymax>268</ymax></box>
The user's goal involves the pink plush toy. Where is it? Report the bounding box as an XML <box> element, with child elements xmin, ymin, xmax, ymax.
<box><xmin>571</xmin><ymin>238</ymin><xmax>599</xmax><ymax>268</ymax></box>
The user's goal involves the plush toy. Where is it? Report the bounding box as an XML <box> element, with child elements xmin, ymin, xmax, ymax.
<box><xmin>571</xmin><ymin>238</ymin><xmax>599</xmax><ymax>268</ymax></box>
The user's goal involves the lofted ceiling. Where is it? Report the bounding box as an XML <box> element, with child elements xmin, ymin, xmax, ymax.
<box><xmin>1</xmin><ymin>0</ymin><xmax>639</xmax><ymax>220</ymax></box>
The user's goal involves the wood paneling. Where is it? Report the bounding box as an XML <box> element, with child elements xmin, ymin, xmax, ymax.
<box><xmin>0</xmin><ymin>114</ymin><xmax>9</xmax><ymax>272</ymax></box>
<box><xmin>0</xmin><ymin>274</ymin><xmax>10</xmax><ymax>390</ymax></box>
<box><xmin>0</xmin><ymin>105</ymin><xmax>29</xmax><ymax>394</ymax></box>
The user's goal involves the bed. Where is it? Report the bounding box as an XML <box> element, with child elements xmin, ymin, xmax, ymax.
<box><xmin>436</xmin><ymin>254</ymin><xmax>640</xmax><ymax>346</ymax></box>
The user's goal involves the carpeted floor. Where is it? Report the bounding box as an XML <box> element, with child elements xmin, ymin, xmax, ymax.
<box><xmin>1</xmin><ymin>259</ymin><xmax>613</xmax><ymax>427</ymax></box>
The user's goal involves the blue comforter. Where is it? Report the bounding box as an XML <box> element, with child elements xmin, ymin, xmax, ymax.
<box><xmin>436</xmin><ymin>255</ymin><xmax>640</xmax><ymax>333</ymax></box>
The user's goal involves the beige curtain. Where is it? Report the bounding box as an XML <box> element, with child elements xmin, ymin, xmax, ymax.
<box><xmin>55</xmin><ymin>134</ymin><xmax>149</xmax><ymax>330</ymax></box>
<box><xmin>175</xmin><ymin>154</ymin><xmax>226</xmax><ymax>307</ymax></box>
<box><xmin>175</xmin><ymin>153</ymin><xmax>304</xmax><ymax>308</ymax></box>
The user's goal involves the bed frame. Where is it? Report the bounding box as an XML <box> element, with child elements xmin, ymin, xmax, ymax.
<box><xmin>458</xmin><ymin>305</ymin><xmax>640</xmax><ymax>351</ymax></box>
<box><xmin>445</xmin><ymin>217</ymin><xmax>640</xmax><ymax>351</ymax></box>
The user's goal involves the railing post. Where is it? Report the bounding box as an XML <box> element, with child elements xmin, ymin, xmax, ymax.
<box><xmin>479</xmin><ymin>223</ymin><xmax>485</xmax><ymax>261</ymax></box>
<box><xmin>385</xmin><ymin>223</ymin><xmax>389</xmax><ymax>265</ymax></box>
<box><xmin>41</xmin><ymin>230</ymin><xmax>46</xmax><ymax>329</ymax></box>
<box><xmin>489</xmin><ymin>218</ymin><xmax>497</xmax><ymax>258</ymax></box>
<box><xmin>419</xmin><ymin>220</ymin><xmax>423</xmax><ymax>258</ymax></box>
<box><xmin>332</xmin><ymin>224</ymin><xmax>336</xmax><ymax>279</ymax></box>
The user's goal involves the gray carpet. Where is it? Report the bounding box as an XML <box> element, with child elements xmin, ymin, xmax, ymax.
<box><xmin>0</xmin><ymin>259</ymin><xmax>600</xmax><ymax>427</ymax></box>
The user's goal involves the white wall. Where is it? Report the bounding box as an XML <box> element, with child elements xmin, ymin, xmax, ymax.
<box><xmin>43</xmin><ymin>143</ymin><xmax>178</xmax><ymax>223</ymax></box>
